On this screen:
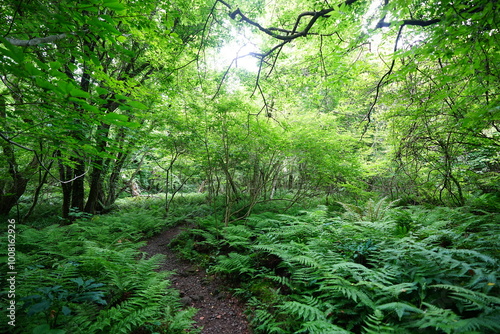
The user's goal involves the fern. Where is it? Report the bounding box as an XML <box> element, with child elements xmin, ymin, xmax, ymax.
<box><xmin>362</xmin><ymin>310</ymin><xmax>395</xmax><ymax>334</ymax></box>
<box><xmin>338</xmin><ymin>197</ymin><xmax>399</xmax><ymax>222</ymax></box>
<box><xmin>409</xmin><ymin>302</ymin><xmax>462</xmax><ymax>334</ymax></box>
<box><xmin>248</xmin><ymin>299</ymin><xmax>287</xmax><ymax>334</ymax></box>
<box><xmin>186</xmin><ymin>206</ymin><xmax>499</xmax><ymax>334</ymax></box>
<box><xmin>221</xmin><ymin>224</ymin><xmax>254</xmax><ymax>250</ymax></box>
<box><xmin>11</xmin><ymin>212</ymin><xmax>197</xmax><ymax>334</ymax></box>
<box><xmin>296</xmin><ymin>320</ymin><xmax>352</xmax><ymax>334</ymax></box>
<box><xmin>377</xmin><ymin>302</ymin><xmax>423</xmax><ymax>320</ymax></box>
<box><xmin>280</xmin><ymin>301</ymin><xmax>326</xmax><ymax>322</ymax></box>
<box><xmin>429</xmin><ymin>284</ymin><xmax>500</xmax><ymax>312</ymax></box>
<box><xmin>319</xmin><ymin>280</ymin><xmax>376</xmax><ymax>309</ymax></box>
<box><xmin>212</xmin><ymin>252</ymin><xmax>257</xmax><ymax>276</ymax></box>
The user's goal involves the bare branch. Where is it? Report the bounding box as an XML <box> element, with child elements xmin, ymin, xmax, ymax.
<box><xmin>229</xmin><ymin>8</ymin><xmax>334</xmax><ymax>41</ymax></box>
<box><xmin>212</xmin><ymin>57</ymin><xmax>236</xmax><ymax>100</ymax></box>
<box><xmin>363</xmin><ymin>25</ymin><xmax>404</xmax><ymax>135</ymax></box>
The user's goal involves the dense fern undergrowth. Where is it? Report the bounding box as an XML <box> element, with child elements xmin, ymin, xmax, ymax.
<box><xmin>2</xmin><ymin>194</ymin><xmax>499</xmax><ymax>334</ymax></box>
<box><xmin>171</xmin><ymin>198</ymin><xmax>500</xmax><ymax>334</ymax></box>
<box><xmin>0</xmin><ymin>195</ymin><xmax>207</xmax><ymax>334</ymax></box>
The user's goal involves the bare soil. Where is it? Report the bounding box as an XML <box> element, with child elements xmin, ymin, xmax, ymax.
<box><xmin>140</xmin><ymin>224</ymin><xmax>252</xmax><ymax>334</ymax></box>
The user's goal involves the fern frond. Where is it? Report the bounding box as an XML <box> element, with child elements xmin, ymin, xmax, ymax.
<box><xmin>407</xmin><ymin>302</ymin><xmax>462</xmax><ymax>333</ymax></box>
<box><xmin>279</xmin><ymin>301</ymin><xmax>326</xmax><ymax>322</ymax></box>
<box><xmin>319</xmin><ymin>280</ymin><xmax>376</xmax><ymax>309</ymax></box>
<box><xmin>362</xmin><ymin>309</ymin><xmax>395</xmax><ymax>334</ymax></box>
<box><xmin>212</xmin><ymin>252</ymin><xmax>256</xmax><ymax>275</ymax></box>
<box><xmin>377</xmin><ymin>302</ymin><xmax>423</xmax><ymax>320</ymax></box>
<box><xmin>430</xmin><ymin>284</ymin><xmax>500</xmax><ymax>311</ymax></box>
<box><xmin>252</xmin><ymin>308</ymin><xmax>287</xmax><ymax>334</ymax></box>
<box><xmin>296</xmin><ymin>320</ymin><xmax>353</xmax><ymax>334</ymax></box>
<box><xmin>453</xmin><ymin>314</ymin><xmax>500</xmax><ymax>333</ymax></box>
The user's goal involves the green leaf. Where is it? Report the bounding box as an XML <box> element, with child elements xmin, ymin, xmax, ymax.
<box><xmin>116</xmin><ymin>35</ymin><xmax>127</xmax><ymax>43</ymax></box>
<box><xmin>95</xmin><ymin>86</ymin><xmax>108</xmax><ymax>95</ymax></box>
<box><xmin>103</xmin><ymin>112</ymin><xmax>128</xmax><ymax>122</ymax></box>
<box><xmin>81</xmin><ymin>103</ymin><xmax>100</xmax><ymax>113</ymax></box>
<box><xmin>61</xmin><ymin>306</ymin><xmax>72</xmax><ymax>316</ymax></box>
<box><xmin>127</xmin><ymin>100</ymin><xmax>147</xmax><ymax>110</ymax></box>
<box><xmin>36</xmin><ymin>77</ymin><xmax>57</xmax><ymax>91</ymax></box>
<box><xmin>377</xmin><ymin>302</ymin><xmax>423</xmax><ymax>320</ymax></box>
<box><xmin>102</xmin><ymin>1</ymin><xmax>126</xmax><ymax>12</ymax></box>
<box><xmin>0</xmin><ymin>37</ymin><xmax>25</xmax><ymax>63</ymax></box>
<box><xmin>32</xmin><ymin>324</ymin><xmax>66</xmax><ymax>334</ymax></box>
<box><xmin>70</xmin><ymin>277</ymin><xmax>84</xmax><ymax>287</ymax></box>
<box><xmin>28</xmin><ymin>300</ymin><xmax>52</xmax><ymax>315</ymax></box>
<box><xmin>70</xmin><ymin>88</ymin><xmax>91</xmax><ymax>99</ymax></box>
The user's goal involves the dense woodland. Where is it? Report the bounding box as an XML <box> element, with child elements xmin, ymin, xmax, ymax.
<box><xmin>1</xmin><ymin>0</ymin><xmax>499</xmax><ymax>333</ymax></box>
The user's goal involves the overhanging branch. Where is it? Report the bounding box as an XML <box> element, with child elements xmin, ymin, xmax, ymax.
<box><xmin>228</xmin><ymin>8</ymin><xmax>335</xmax><ymax>41</ymax></box>
<box><xmin>5</xmin><ymin>33</ymin><xmax>70</xmax><ymax>46</ymax></box>
<box><xmin>376</xmin><ymin>18</ymin><xmax>441</xmax><ymax>28</ymax></box>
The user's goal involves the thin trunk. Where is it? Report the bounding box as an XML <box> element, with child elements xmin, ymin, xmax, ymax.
<box><xmin>24</xmin><ymin>158</ymin><xmax>54</xmax><ymax>220</ymax></box>
<box><xmin>70</xmin><ymin>157</ymin><xmax>85</xmax><ymax>211</ymax></box>
<box><xmin>104</xmin><ymin>134</ymin><xmax>130</xmax><ymax>207</ymax></box>
<box><xmin>59</xmin><ymin>163</ymin><xmax>72</xmax><ymax>219</ymax></box>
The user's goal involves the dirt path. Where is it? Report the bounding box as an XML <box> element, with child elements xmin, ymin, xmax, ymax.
<box><xmin>140</xmin><ymin>224</ymin><xmax>252</xmax><ymax>334</ymax></box>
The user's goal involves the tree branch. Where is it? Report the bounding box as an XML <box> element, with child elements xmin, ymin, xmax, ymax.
<box><xmin>363</xmin><ymin>24</ymin><xmax>404</xmax><ymax>135</ymax></box>
<box><xmin>229</xmin><ymin>8</ymin><xmax>335</xmax><ymax>41</ymax></box>
<box><xmin>376</xmin><ymin>18</ymin><xmax>441</xmax><ymax>28</ymax></box>
<box><xmin>5</xmin><ymin>33</ymin><xmax>70</xmax><ymax>46</ymax></box>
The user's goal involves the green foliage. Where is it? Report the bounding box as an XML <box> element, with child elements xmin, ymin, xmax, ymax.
<box><xmin>362</xmin><ymin>310</ymin><xmax>396</xmax><ymax>334</ymax></box>
<box><xmin>1</xmin><ymin>0</ymin><xmax>499</xmax><ymax>331</ymax></box>
<box><xmin>22</xmin><ymin>277</ymin><xmax>106</xmax><ymax>328</ymax></box>
<box><xmin>338</xmin><ymin>197</ymin><xmax>400</xmax><ymax>222</ymax></box>
<box><xmin>0</xmin><ymin>211</ymin><xmax>197</xmax><ymax>334</ymax></box>
<box><xmin>176</xmin><ymin>204</ymin><xmax>500</xmax><ymax>333</ymax></box>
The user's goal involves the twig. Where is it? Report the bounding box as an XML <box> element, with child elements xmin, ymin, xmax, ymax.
<box><xmin>363</xmin><ymin>25</ymin><xmax>404</xmax><ymax>135</ymax></box>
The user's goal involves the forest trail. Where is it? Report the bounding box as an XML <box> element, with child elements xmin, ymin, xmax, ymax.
<box><xmin>140</xmin><ymin>224</ymin><xmax>252</xmax><ymax>334</ymax></box>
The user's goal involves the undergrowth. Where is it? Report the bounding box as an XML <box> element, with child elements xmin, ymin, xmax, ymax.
<box><xmin>172</xmin><ymin>203</ymin><xmax>500</xmax><ymax>334</ymax></box>
<box><xmin>0</xmin><ymin>208</ymin><xmax>199</xmax><ymax>334</ymax></box>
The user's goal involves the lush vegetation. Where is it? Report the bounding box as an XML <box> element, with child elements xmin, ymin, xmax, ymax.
<box><xmin>0</xmin><ymin>197</ymin><xmax>204</xmax><ymax>334</ymax></box>
<box><xmin>1</xmin><ymin>0</ymin><xmax>499</xmax><ymax>333</ymax></box>
<box><xmin>172</xmin><ymin>201</ymin><xmax>500</xmax><ymax>333</ymax></box>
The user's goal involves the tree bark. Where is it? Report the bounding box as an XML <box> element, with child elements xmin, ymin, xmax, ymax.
<box><xmin>84</xmin><ymin>123</ymin><xmax>111</xmax><ymax>213</ymax></box>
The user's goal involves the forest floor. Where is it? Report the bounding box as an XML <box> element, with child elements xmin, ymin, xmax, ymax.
<box><xmin>140</xmin><ymin>224</ymin><xmax>252</xmax><ymax>334</ymax></box>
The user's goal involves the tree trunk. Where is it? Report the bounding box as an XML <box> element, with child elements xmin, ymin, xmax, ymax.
<box><xmin>85</xmin><ymin>123</ymin><xmax>112</xmax><ymax>214</ymax></box>
<box><xmin>24</xmin><ymin>158</ymin><xmax>54</xmax><ymax>220</ymax></box>
<box><xmin>84</xmin><ymin>166</ymin><xmax>104</xmax><ymax>214</ymax></box>
<box><xmin>59</xmin><ymin>163</ymin><xmax>73</xmax><ymax>219</ymax></box>
<box><xmin>70</xmin><ymin>157</ymin><xmax>85</xmax><ymax>212</ymax></box>
<box><xmin>0</xmin><ymin>96</ymin><xmax>38</xmax><ymax>216</ymax></box>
